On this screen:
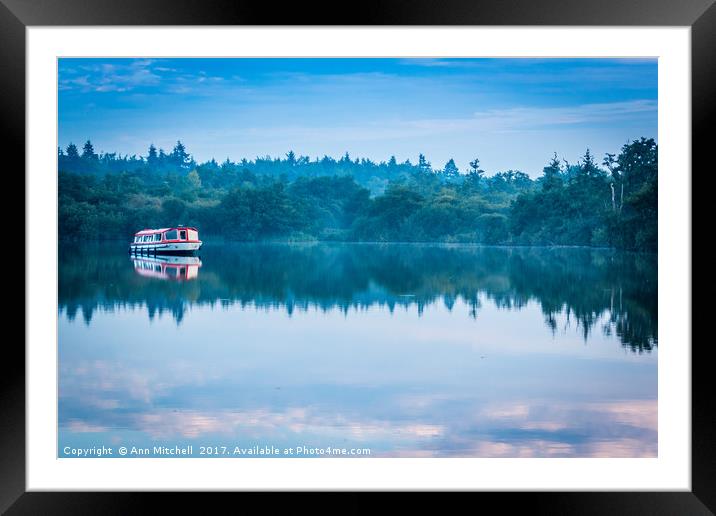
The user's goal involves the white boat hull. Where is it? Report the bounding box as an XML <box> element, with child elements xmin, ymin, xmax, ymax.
<box><xmin>129</xmin><ymin>241</ymin><xmax>202</xmax><ymax>254</ymax></box>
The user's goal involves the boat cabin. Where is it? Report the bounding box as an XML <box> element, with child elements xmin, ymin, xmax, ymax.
<box><xmin>132</xmin><ymin>227</ymin><xmax>199</xmax><ymax>244</ymax></box>
<box><xmin>129</xmin><ymin>226</ymin><xmax>202</xmax><ymax>255</ymax></box>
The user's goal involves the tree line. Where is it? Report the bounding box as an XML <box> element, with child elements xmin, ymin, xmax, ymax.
<box><xmin>58</xmin><ymin>137</ymin><xmax>657</xmax><ymax>250</ymax></box>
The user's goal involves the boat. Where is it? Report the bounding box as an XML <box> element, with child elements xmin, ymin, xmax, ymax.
<box><xmin>132</xmin><ymin>254</ymin><xmax>202</xmax><ymax>281</ymax></box>
<box><xmin>129</xmin><ymin>226</ymin><xmax>202</xmax><ymax>255</ymax></box>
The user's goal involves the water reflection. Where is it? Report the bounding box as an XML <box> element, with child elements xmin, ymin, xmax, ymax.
<box><xmin>59</xmin><ymin>299</ymin><xmax>657</xmax><ymax>458</ymax></box>
<box><xmin>133</xmin><ymin>255</ymin><xmax>202</xmax><ymax>281</ymax></box>
<box><xmin>59</xmin><ymin>242</ymin><xmax>657</xmax><ymax>352</ymax></box>
<box><xmin>59</xmin><ymin>243</ymin><xmax>658</xmax><ymax>458</ymax></box>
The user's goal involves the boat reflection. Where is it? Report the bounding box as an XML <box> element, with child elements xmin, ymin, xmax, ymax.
<box><xmin>132</xmin><ymin>255</ymin><xmax>202</xmax><ymax>281</ymax></box>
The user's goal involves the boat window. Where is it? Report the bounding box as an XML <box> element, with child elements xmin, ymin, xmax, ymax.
<box><xmin>154</xmin><ymin>233</ymin><xmax>161</xmax><ymax>242</ymax></box>
<box><xmin>179</xmin><ymin>230</ymin><xmax>187</xmax><ymax>240</ymax></box>
<box><xmin>165</xmin><ymin>230</ymin><xmax>178</xmax><ymax>240</ymax></box>
<box><xmin>144</xmin><ymin>235</ymin><xmax>151</xmax><ymax>242</ymax></box>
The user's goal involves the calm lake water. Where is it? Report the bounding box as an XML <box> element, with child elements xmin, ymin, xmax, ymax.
<box><xmin>58</xmin><ymin>242</ymin><xmax>657</xmax><ymax>458</ymax></box>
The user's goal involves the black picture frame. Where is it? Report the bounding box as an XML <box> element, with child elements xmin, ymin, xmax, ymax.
<box><xmin>4</xmin><ymin>0</ymin><xmax>710</xmax><ymax>512</ymax></box>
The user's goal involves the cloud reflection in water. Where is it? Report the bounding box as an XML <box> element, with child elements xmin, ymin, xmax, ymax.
<box><xmin>59</xmin><ymin>243</ymin><xmax>657</xmax><ymax>457</ymax></box>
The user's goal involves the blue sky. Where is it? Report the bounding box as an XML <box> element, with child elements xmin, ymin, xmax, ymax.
<box><xmin>58</xmin><ymin>58</ymin><xmax>657</xmax><ymax>177</ymax></box>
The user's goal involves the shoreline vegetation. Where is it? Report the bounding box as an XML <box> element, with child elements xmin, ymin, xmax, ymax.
<box><xmin>59</xmin><ymin>137</ymin><xmax>657</xmax><ymax>251</ymax></box>
<box><xmin>73</xmin><ymin>238</ymin><xmax>653</xmax><ymax>254</ymax></box>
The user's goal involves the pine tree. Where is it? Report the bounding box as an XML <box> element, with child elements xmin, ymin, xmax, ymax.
<box><xmin>81</xmin><ymin>140</ymin><xmax>97</xmax><ymax>160</ymax></box>
<box><xmin>443</xmin><ymin>158</ymin><xmax>459</xmax><ymax>177</ymax></box>
<box><xmin>469</xmin><ymin>158</ymin><xmax>483</xmax><ymax>176</ymax></box>
<box><xmin>467</xmin><ymin>158</ymin><xmax>484</xmax><ymax>182</ymax></box>
<box><xmin>66</xmin><ymin>143</ymin><xmax>79</xmax><ymax>159</ymax></box>
<box><xmin>462</xmin><ymin>158</ymin><xmax>485</xmax><ymax>192</ymax></box>
<box><xmin>171</xmin><ymin>140</ymin><xmax>189</xmax><ymax>169</ymax></box>
<box><xmin>541</xmin><ymin>153</ymin><xmax>563</xmax><ymax>191</ymax></box>
<box><xmin>580</xmin><ymin>148</ymin><xmax>600</xmax><ymax>179</ymax></box>
<box><xmin>147</xmin><ymin>144</ymin><xmax>158</xmax><ymax>165</ymax></box>
<box><xmin>418</xmin><ymin>154</ymin><xmax>431</xmax><ymax>172</ymax></box>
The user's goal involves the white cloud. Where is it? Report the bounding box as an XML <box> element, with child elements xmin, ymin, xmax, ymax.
<box><xmin>471</xmin><ymin>100</ymin><xmax>657</xmax><ymax>129</ymax></box>
<box><xmin>60</xmin><ymin>59</ymin><xmax>161</xmax><ymax>93</ymax></box>
<box><xmin>200</xmin><ymin>99</ymin><xmax>655</xmax><ymax>151</ymax></box>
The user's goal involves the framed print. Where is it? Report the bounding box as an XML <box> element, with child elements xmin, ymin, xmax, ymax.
<box><xmin>5</xmin><ymin>0</ymin><xmax>712</xmax><ymax>512</ymax></box>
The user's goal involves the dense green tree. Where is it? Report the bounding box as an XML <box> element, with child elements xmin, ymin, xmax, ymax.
<box><xmin>604</xmin><ymin>138</ymin><xmax>658</xmax><ymax>249</ymax></box>
<box><xmin>57</xmin><ymin>138</ymin><xmax>656</xmax><ymax>250</ymax></box>
<box><xmin>510</xmin><ymin>140</ymin><xmax>655</xmax><ymax>250</ymax></box>
<box><xmin>219</xmin><ymin>182</ymin><xmax>308</xmax><ymax>240</ymax></box>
